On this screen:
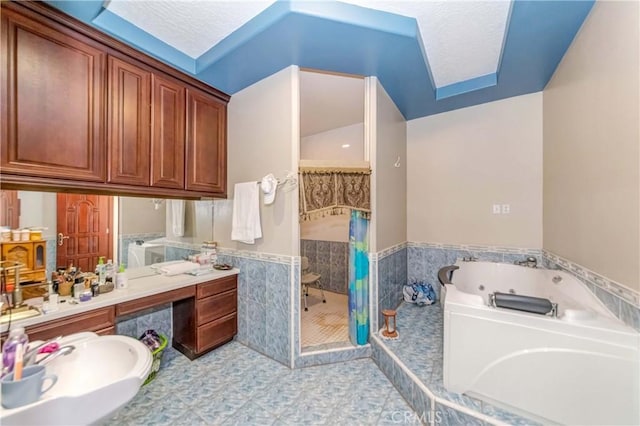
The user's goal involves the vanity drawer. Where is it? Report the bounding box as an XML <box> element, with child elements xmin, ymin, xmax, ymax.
<box><xmin>26</xmin><ymin>306</ymin><xmax>115</xmax><ymax>341</ymax></box>
<box><xmin>196</xmin><ymin>275</ymin><xmax>237</xmax><ymax>299</ymax></box>
<box><xmin>196</xmin><ymin>289</ymin><xmax>236</xmax><ymax>326</ymax></box>
<box><xmin>196</xmin><ymin>312</ymin><xmax>236</xmax><ymax>353</ymax></box>
<box><xmin>116</xmin><ymin>285</ymin><xmax>195</xmax><ymax>316</ymax></box>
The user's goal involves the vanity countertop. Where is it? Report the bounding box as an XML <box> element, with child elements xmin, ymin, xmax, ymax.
<box><xmin>1</xmin><ymin>266</ymin><xmax>239</xmax><ymax>333</ymax></box>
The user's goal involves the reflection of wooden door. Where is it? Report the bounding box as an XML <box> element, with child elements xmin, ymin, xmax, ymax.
<box><xmin>56</xmin><ymin>194</ymin><xmax>112</xmax><ymax>272</ymax></box>
<box><xmin>0</xmin><ymin>190</ymin><xmax>20</xmax><ymax>228</ymax></box>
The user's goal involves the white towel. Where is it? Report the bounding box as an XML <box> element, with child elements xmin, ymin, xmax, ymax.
<box><xmin>231</xmin><ymin>182</ymin><xmax>262</xmax><ymax>244</ymax></box>
<box><xmin>159</xmin><ymin>261</ymin><xmax>199</xmax><ymax>276</ymax></box>
<box><xmin>170</xmin><ymin>200</ymin><xmax>186</xmax><ymax>237</ymax></box>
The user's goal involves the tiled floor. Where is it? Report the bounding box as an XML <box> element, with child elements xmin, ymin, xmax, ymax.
<box><xmin>107</xmin><ymin>341</ymin><xmax>421</xmax><ymax>425</ymax></box>
<box><xmin>301</xmin><ymin>288</ymin><xmax>349</xmax><ymax>348</ymax></box>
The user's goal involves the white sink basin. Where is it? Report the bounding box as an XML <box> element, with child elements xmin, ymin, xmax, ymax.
<box><xmin>1</xmin><ymin>332</ymin><xmax>153</xmax><ymax>425</ymax></box>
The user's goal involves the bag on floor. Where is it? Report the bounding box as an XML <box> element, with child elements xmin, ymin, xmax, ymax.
<box><xmin>403</xmin><ymin>282</ymin><xmax>436</xmax><ymax>306</ymax></box>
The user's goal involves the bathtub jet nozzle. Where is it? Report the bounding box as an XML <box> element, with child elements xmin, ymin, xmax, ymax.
<box><xmin>490</xmin><ymin>292</ymin><xmax>558</xmax><ymax>317</ymax></box>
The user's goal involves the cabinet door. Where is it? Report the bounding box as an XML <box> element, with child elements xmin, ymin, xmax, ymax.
<box><xmin>108</xmin><ymin>56</ymin><xmax>151</xmax><ymax>186</ymax></box>
<box><xmin>185</xmin><ymin>88</ymin><xmax>227</xmax><ymax>195</ymax></box>
<box><xmin>0</xmin><ymin>10</ymin><xmax>106</xmax><ymax>181</ymax></box>
<box><xmin>151</xmin><ymin>75</ymin><xmax>185</xmax><ymax>189</ymax></box>
<box><xmin>1</xmin><ymin>242</ymin><xmax>33</xmax><ymax>271</ymax></box>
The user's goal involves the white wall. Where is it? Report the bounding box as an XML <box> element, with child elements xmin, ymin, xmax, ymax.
<box><xmin>17</xmin><ymin>191</ymin><xmax>57</xmax><ymax>238</ymax></box>
<box><xmin>300</xmin><ymin>214</ymin><xmax>350</xmax><ymax>242</ymax></box>
<box><xmin>165</xmin><ymin>200</ymin><xmax>213</xmax><ymax>243</ymax></box>
<box><xmin>371</xmin><ymin>78</ymin><xmax>407</xmax><ymax>252</ymax></box>
<box><xmin>407</xmin><ymin>92</ymin><xmax>543</xmax><ymax>248</ymax></box>
<box><xmin>300</xmin><ymin>123</ymin><xmax>364</xmax><ymax>161</ymax></box>
<box><xmin>119</xmin><ymin>196</ymin><xmax>166</xmax><ymax>235</ymax></box>
<box><xmin>214</xmin><ymin>66</ymin><xmax>299</xmax><ymax>256</ymax></box>
<box><xmin>543</xmin><ymin>1</ymin><xmax>639</xmax><ymax>291</ymax></box>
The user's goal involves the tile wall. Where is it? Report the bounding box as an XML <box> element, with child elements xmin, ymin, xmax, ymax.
<box><xmin>374</xmin><ymin>243</ymin><xmax>408</xmax><ymax>331</ymax></box>
<box><xmin>543</xmin><ymin>250</ymin><xmax>640</xmax><ymax>332</ymax></box>
<box><xmin>217</xmin><ymin>249</ymin><xmax>292</xmax><ymax>367</ymax></box>
<box><xmin>45</xmin><ymin>237</ymin><xmax>56</xmax><ymax>274</ymax></box>
<box><xmin>300</xmin><ymin>239</ymin><xmax>348</xmax><ymax>294</ymax></box>
<box><xmin>403</xmin><ymin>242</ymin><xmax>639</xmax><ymax>332</ymax></box>
<box><xmin>407</xmin><ymin>242</ymin><xmax>543</xmax><ymax>301</ymax></box>
<box><xmin>115</xmin><ymin>303</ymin><xmax>179</xmax><ymax>365</ymax></box>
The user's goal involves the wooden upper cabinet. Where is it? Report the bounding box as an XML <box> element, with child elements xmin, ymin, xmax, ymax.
<box><xmin>151</xmin><ymin>75</ymin><xmax>185</xmax><ymax>189</ymax></box>
<box><xmin>108</xmin><ymin>56</ymin><xmax>151</xmax><ymax>186</ymax></box>
<box><xmin>186</xmin><ymin>88</ymin><xmax>227</xmax><ymax>195</ymax></box>
<box><xmin>0</xmin><ymin>2</ymin><xmax>229</xmax><ymax>198</ymax></box>
<box><xmin>0</xmin><ymin>9</ymin><xmax>106</xmax><ymax>182</ymax></box>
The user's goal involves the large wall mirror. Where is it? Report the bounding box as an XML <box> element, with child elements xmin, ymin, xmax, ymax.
<box><xmin>0</xmin><ymin>190</ymin><xmax>215</xmax><ymax>279</ymax></box>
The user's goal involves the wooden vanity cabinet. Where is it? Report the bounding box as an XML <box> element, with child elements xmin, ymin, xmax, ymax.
<box><xmin>173</xmin><ymin>275</ymin><xmax>237</xmax><ymax>360</ymax></box>
<box><xmin>25</xmin><ymin>306</ymin><xmax>115</xmax><ymax>341</ymax></box>
<box><xmin>0</xmin><ymin>7</ymin><xmax>106</xmax><ymax>183</ymax></box>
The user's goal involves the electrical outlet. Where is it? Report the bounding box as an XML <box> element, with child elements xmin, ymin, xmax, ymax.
<box><xmin>501</xmin><ymin>204</ymin><xmax>510</xmax><ymax>214</ymax></box>
<box><xmin>492</xmin><ymin>204</ymin><xmax>501</xmax><ymax>214</ymax></box>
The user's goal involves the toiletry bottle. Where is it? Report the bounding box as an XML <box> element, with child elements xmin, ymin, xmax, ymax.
<box><xmin>116</xmin><ymin>263</ymin><xmax>128</xmax><ymax>289</ymax></box>
<box><xmin>97</xmin><ymin>256</ymin><xmax>106</xmax><ymax>285</ymax></box>
<box><xmin>105</xmin><ymin>259</ymin><xmax>114</xmax><ymax>283</ymax></box>
<box><xmin>12</xmin><ymin>284</ymin><xmax>23</xmax><ymax>307</ymax></box>
<box><xmin>48</xmin><ymin>281</ymin><xmax>59</xmax><ymax>310</ymax></box>
<box><xmin>2</xmin><ymin>327</ymin><xmax>28</xmax><ymax>377</ymax></box>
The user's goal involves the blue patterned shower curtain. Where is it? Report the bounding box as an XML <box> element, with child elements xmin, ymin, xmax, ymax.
<box><xmin>348</xmin><ymin>210</ymin><xmax>369</xmax><ymax>346</ymax></box>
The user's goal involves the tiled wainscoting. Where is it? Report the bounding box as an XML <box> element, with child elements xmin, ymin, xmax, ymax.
<box><xmin>372</xmin><ymin>243</ymin><xmax>408</xmax><ymax>331</ymax></box>
<box><xmin>403</xmin><ymin>242</ymin><xmax>639</xmax><ymax>331</ymax></box>
<box><xmin>45</xmin><ymin>236</ymin><xmax>56</xmax><ymax>274</ymax></box>
<box><xmin>217</xmin><ymin>249</ymin><xmax>293</xmax><ymax>367</ymax></box>
<box><xmin>300</xmin><ymin>239</ymin><xmax>349</xmax><ymax>294</ymax></box>
<box><xmin>115</xmin><ymin>303</ymin><xmax>179</xmax><ymax>365</ymax></box>
<box><xmin>543</xmin><ymin>250</ymin><xmax>640</xmax><ymax>331</ymax></box>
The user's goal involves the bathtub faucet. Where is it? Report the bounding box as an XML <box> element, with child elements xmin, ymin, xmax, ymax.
<box><xmin>515</xmin><ymin>256</ymin><xmax>538</xmax><ymax>268</ymax></box>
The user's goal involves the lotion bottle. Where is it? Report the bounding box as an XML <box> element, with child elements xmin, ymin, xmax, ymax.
<box><xmin>116</xmin><ymin>263</ymin><xmax>128</xmax><ymax>289</ymax></box>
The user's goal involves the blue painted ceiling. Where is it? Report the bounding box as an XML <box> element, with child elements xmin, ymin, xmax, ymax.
<box><xmin>47</xmin><ymin>0</ymin><xmax>594</xmax><ymax>120</ymax></box>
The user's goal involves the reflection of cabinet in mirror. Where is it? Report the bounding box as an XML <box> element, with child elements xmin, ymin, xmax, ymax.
<box><xmin>0</xmin><ymin>240</ymin><xmax>46</xmax><ymax>284</ymax></box>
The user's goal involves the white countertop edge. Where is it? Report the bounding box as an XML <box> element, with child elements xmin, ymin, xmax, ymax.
<box><xmin>1</xmin><ymin>266</ymin><xmax>239</xmax><ymax>333</ymax></box>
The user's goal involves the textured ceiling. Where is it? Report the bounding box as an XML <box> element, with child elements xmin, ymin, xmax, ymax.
<box><xmin>48</xmin><ymin>0</ymin><xmax>595</xmax><ymax>120</ymax></box>
<box><xmin>106</xmin><ymin>0</ymin><xmax>276</xmax><ymax>58</ymax></box>
<box><xmin>341</xmin><ymin>0</ymin><xmax>511</xmax><ymax>88</ymax></box>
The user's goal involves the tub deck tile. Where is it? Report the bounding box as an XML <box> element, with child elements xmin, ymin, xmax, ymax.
<box><xmin>377</xmin><ymin>302</ymin><xmax>540</xmax><ymax>425</ymax></box>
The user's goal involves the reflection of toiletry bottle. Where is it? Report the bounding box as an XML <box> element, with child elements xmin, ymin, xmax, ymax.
<box><xmin>73</xmin><ymin>277</ymin><xmax>84</xmax><ymax>300</ymax></box>
<box><xmin>105</xmin><ymin>259</ymin><xmax>114</xmax><ymax>282</ymax></box>
<box><xmin>2</xmin><ymin>327</ymin><xmax>28</xmax><ymax>376</ymax></box>
<box><xmin>116</xmin><ymin>264</ymin><xmax>128</xmax><ymax>289</ymax></box>
<box><xmin>12</xmin><ymin>285</ymin><xmax>22</xmax><ymax>307</ymax></box>
<box><xmin>91</xmin><ymin>279</ymin><xmax>99</xmax><ymax>297</ymax></box>
<box><xmin>97</xmin><ymin>257</ymin><xmax>106</xmax><ymax>285</ymax></box>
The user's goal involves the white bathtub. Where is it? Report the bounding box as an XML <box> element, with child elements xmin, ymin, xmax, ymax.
<box><xmin>442</xmin><ymin>261</ymin><xmax>639</xmax><ymax>425</ymax></box>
